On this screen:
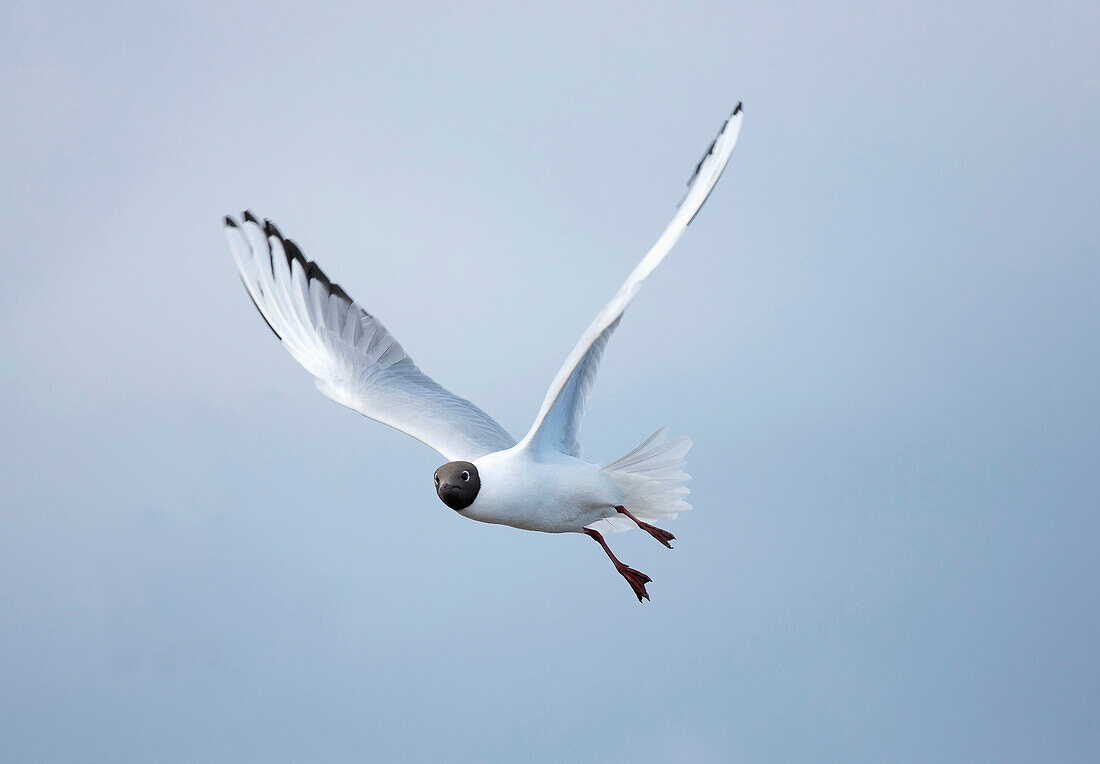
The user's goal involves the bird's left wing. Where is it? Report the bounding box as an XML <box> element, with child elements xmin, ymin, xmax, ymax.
<box><xmin>225</xmin><ymin>212</ymin><xmax>516</xmax><ymax>461</ymax></box>
<box><xmin>519</xmin><ymin>103</ymin><xmax>743</xmax><ymax>456</ymax></box>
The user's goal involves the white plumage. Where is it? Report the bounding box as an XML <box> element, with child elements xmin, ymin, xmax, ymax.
<box><xmin>226</xmin><ymin>216</ymin><xmax>515</xmax><ymax>461</ymax></box>
<box><xmin>225</xmin><ymin>103</ymin><xmax>743</xmax><ymax>600</ymax></box>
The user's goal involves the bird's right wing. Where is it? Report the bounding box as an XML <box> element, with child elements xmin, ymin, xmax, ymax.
<box><xmin>519</xmin><ymin>103</ymin><xmax>743</xmax><ymax>456</ymax></box>
<box><xmin>225</xmin><ymin>212</ymin><xmax>516</xmax><ymax>462</ymax></box>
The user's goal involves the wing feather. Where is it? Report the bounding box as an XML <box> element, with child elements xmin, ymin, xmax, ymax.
<box><xmin>520</xmin><ymin>103</ymin><xmax>743</xmax><ymax>456</ymax></box>
<box><xmin>226</xmin><ymin>213</ymin><xmax>516</xmax><ymax>461</ymax></box>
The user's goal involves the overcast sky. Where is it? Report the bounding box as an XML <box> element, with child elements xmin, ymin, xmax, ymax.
<box><xmin>2</xmin><ymin>1</ymin><xmax>1098</xmax><ymax>760</ymax></box>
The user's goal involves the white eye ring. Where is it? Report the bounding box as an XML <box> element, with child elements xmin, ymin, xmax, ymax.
<box><xmin>461</xmin><ymin>471</ymin><xmax>470</xmax><ymax>481</ymax></box>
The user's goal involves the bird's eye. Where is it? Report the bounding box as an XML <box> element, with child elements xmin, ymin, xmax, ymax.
<box><xmin>434</xmin><ymin>474</ymin><xmax>439</xmax><ymax>485</ymax></box>
<box><xmin>461</xmin><ymin>471</ymin><xmax>470</xmax><ymax>481</ymax></box>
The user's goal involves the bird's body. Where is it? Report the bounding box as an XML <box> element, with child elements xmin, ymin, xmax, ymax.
<box><xmin>467</xmin><ymin>448</ymin><xmax>616</xmax><ymax>533</ymax></box>
<box><xmin>467</xmin><ymin>429</ymin><xmax>689</xmax><ymax>532</ymax></box>
<box><xmin>225</xmin><ymin>103</ymin><xmax>743</xmax><ymax>600</ymax></box>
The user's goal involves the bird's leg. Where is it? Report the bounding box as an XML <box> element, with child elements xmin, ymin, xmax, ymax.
<box><xmin>615</xmin><ymin>505</ymin><xmax>675</xmax><ymax>549</ymax></box>
<box><xmin>582</xmin><ymin>528</ymin><xmax>652</xmax><ymax>602</ymax></box>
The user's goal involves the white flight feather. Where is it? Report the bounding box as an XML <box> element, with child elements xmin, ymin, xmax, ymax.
<box><xmin>225</xmin><ymin>215</ymin><xmax>516</xmax><ymax>462</ymax></box>
<box><xmin>519</xmin><ymin>103</ymin><xmax>744</xmax><ymax>457</ymax></box>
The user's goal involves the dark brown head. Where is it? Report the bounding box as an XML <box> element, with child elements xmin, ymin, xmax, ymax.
<box><xmin>434</xmin><ymin>461</ymin><xmax>480</xmax><ymax>511</ymax></box>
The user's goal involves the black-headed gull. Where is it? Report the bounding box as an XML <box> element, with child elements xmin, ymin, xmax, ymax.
<box><xmin>225</xmin><ymin>103</ymin><xmax>743</xmax><ymax>601</ymax></box>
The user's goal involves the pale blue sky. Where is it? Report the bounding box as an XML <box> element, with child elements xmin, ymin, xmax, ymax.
<box><xmin>2</xmin><ymin>1</ymin><xmax>1098</xmax><ymax>760</ymax></box>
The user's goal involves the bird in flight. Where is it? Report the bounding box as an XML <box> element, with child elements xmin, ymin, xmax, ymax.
<box><xmin>225</xmin><ymin>103</ymin><xmax>743</xmax><ymax>601</ymax></box>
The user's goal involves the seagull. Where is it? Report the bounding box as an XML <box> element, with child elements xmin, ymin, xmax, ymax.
<box><xmin>225</xmin><ymin>103</ymin><xmax>743</xmax><ymax>601</ymax></box>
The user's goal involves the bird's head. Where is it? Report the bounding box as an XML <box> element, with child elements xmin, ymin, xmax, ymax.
<box><xmin>433</xmin><ymin>461</ymin><xmax>480</xmax><ymax>511</ymax></box>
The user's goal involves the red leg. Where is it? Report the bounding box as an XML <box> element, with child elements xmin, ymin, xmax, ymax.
<box><xmin>582</xmin><ymin>528</ymin><xmax>651</xmax><ymax>602</ymax></box>
<box><xmin>615</xmin><ymin>505</ymin><xmax>675</xmax><ymax>549</ymax></box>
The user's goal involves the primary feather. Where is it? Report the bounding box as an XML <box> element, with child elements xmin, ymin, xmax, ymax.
<box><xmin>520</xmin><ymin>103</ymin><xmax>744</xmax><ymax>457</ymax></box>
<box><xmin>225</xmin><ymin>213</ymin><xmax>516</xmax><ymax>461</ymax></box>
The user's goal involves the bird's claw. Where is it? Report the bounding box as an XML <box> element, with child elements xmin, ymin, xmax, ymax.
<box><xmin>616</xmin><ymin>564</ymin><xmax>652</xmax><ymax>602</ymax></box>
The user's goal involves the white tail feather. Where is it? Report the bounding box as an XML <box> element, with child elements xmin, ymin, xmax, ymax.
<box><xmin>587</xmin><ymin>428</ymin><xmax>692</xmax><ymax>534</ymax></box>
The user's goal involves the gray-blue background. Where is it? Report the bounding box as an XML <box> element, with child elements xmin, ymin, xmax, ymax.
<box><xmin>2</xmin><ymin>1</ymin><xmax>1097</xmax><ymax>760</ymax></box>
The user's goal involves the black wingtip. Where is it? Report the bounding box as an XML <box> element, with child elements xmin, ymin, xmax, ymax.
<box><xmin>283</xmin><ymin>238</ymin><xmax>304</xmax><ymax>260</ymax></box>
<box><xmin>329</xmin><ymin>281</ymin><xmax>351</xmax><ymax>302</ymax></box>
<box><xmin>263</xmin><ymin>218</ymin><xmax>283</xmax><ymax>239</ymax></box>
<box><xmin>242</xmin><ymin>209</ymin><xmax>259</xmax><ymax>225</ymax></box>
<box><xmin>303</xmin><ymin>260</ymin><xmax>325</xmax><ymax>284</ymax></box>
<box><xmin>223</xmin><ymin>215</ymin><xmax>237</xmax><ymax>228</ymax></box>
<box><xmin>732</xmin><ymin>101</ymin><xmax>742</xmax><ymax>116</ymax></box>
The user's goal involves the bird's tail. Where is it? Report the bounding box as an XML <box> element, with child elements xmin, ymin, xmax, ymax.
<box><xmin>589</xmin><ymin>428</ymin><xmax>692</xmax><ymax>534</ymax></box>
